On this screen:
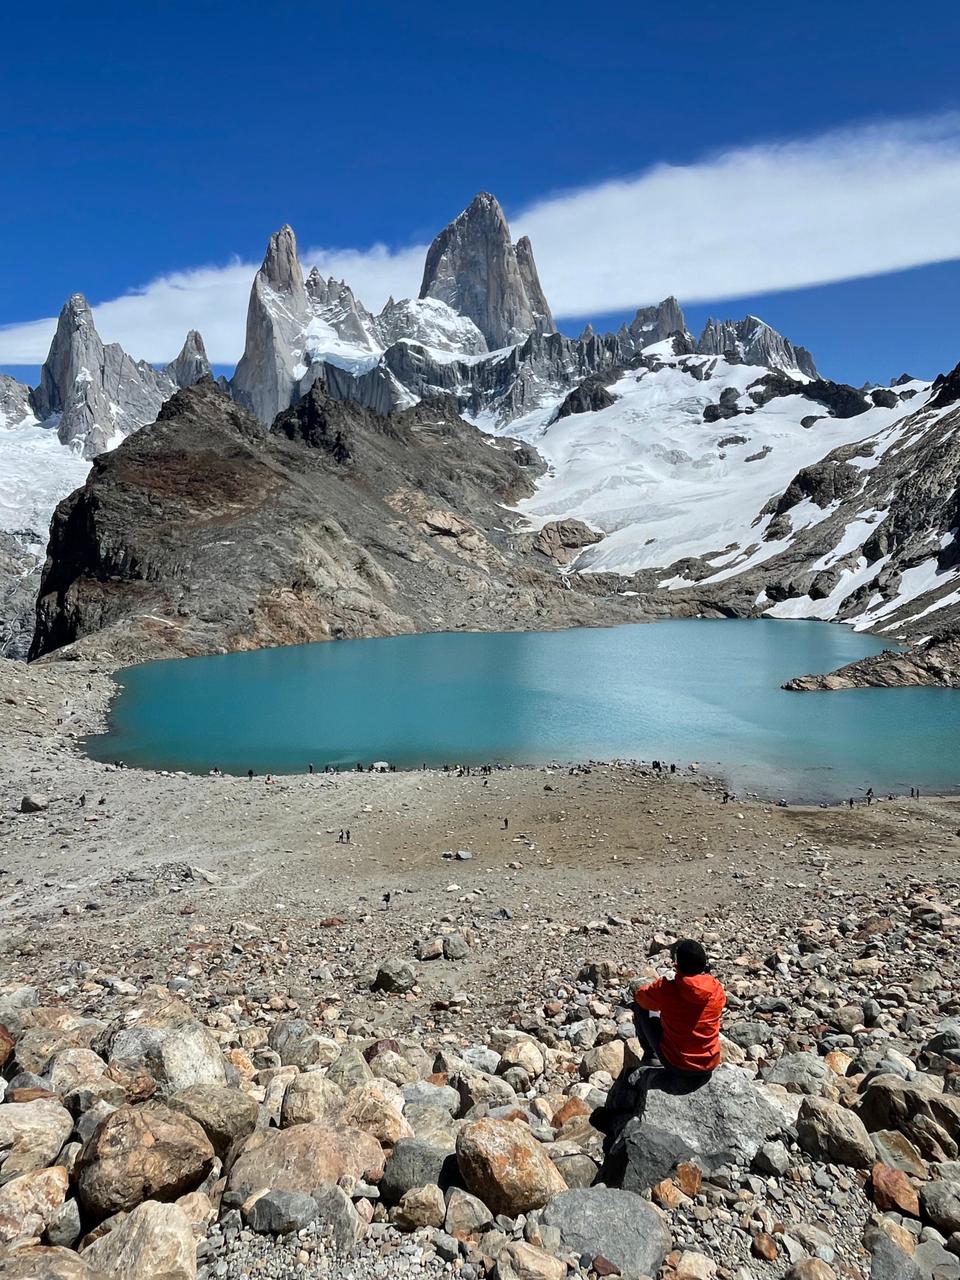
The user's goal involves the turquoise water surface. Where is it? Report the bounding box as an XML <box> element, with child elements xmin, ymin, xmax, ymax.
<box><xmin>86</xmin><ymin>620</ymin><xmax>960</xmax><ymax>800</ymax></box>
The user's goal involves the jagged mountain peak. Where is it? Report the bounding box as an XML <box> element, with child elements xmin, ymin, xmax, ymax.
<box><xmin>260</xmin><ymin>224</ymin><xmax>305</xmax><ymax>298</ymax></box>
<box><xmin>165</xmin><ymin>329</ymin><xmax>211</xmax><ymax>389</ymax></box>
<box><xmin>419</xmin><ymin>192</ymin><xmax>554</xmax><ymax>349</ymax></box>
<box><xmin>697</xmin><ymin>314</ymin><xmax>818</xmax><ymax>378</ymax></box>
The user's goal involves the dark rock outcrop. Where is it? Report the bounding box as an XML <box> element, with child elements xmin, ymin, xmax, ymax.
<box><xmin>30</xmin><ymin>380</ymin><xmax>639</xmax><ymax>663</ymax></box>
<box><xmin>554</xmin><ymin>377</ymin><xmax>617</xmax><ymax>420</ymax></box>
<box><xmin>784</xmin><ymin>631</ymin><xmax>960</xmax><ymax>691</ymax></box>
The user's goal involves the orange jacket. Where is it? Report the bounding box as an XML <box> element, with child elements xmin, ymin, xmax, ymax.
<box><xmin>634</xmin><ymin>972</ymin><xmax>726</xmax><ymax>1072</ymax></box>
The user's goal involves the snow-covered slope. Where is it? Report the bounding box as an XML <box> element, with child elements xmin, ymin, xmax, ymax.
<box><xmin>495</xmin><ymin>343</ymin><xmax>925</xmax><ymax>575</ymax></box>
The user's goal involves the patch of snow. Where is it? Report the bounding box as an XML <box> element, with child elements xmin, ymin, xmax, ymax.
<box><xmin>495</xmin><ymin>354</ymin><xmax>926</xmax><ymax>575</ymax></box>
<box><xmin>0</xmin><ymin>418</ymin><xmax>90</xmax><ymax>549</ymax></box>
<box><xmin>764</xmin><ymin>554</ymin><xmax>891</xmax><ymax>621</ymax></box>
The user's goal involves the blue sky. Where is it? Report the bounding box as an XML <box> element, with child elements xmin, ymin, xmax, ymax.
<box><xmin>2</xmin><ymin>0</ymin><xmax>959</xmax><ymax>384</ymax></box>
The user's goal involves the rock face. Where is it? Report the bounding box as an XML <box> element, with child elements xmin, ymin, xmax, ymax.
<box><xmin>164</xmin><ymin>330</ymin><xmax>212</xmax><ymax>389</ymax></box>
<box><xmin>231</xmin><ymin>225</ymin><xmax>309</xmax><ymax>425</ymax></box>
<box><xmin>697</xmin><ymin>315</ymin><xmax>818</xmax><ymax>377</ymax></box>
<box><xmin>30</xmin><ymin>379</ymin><xmax>638</xmax><ymax>663</ymax></box>
<box><xmin>419</xmin><ymin>193</ymin><xmax>555</xmax><ymax>349</ymax></box>
<box><xmin>0</xmin><ymin>375</ymin><xmax>35</xmax><ymax>430</ymax></box>
<box><xmin>31</xmin><ymin>295</ymin><xmax>185</xmax><ymax>458</ymax></box>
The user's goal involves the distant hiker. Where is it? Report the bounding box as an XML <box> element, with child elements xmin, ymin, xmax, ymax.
<box><xmin>381</xmin><ymin>891</ymin><xmax>391</xmax><ymax>910</ymax></box>
<box><xmin>849</xmin><ymin>796</ymin><xmax>855</xmax><ymax>808</ymax></box>
<box><xmin>247</xmin><ymin>769</ymin><xmax>254</xmax><ymax>780</ymax></box>
<box><xmin>503</xmin><ymin>817</ymin><xmax>509</xmax><ymax>830</ymax></box>
<box><xmin>670</xmin><ymin>763</ymin><xmax>676</xmax><ymax>774</ymax></box>
<box><xmin>722</xmin><ymin>792</ymin><xmax>729</xmax><ymax>804</ymax></box>
<box><xmin>866</xmin><ymin>787</ymin><xmax>874</xmax><ymax>806</ymax></box>
<box><xmin>633</xmin><ymin>939</ymin><xmax>726</xmax><ymax>1081</ymax></box>
<box><xmin>345</xmin><ymin>829</ymin><xmax>351</xmax><ymax>843</ymax></box>
<box><xmin>79</xmin><ymin>793</ymin><xmax>86</xmax><ymax>808</ymax></box>
<box><xmin>309</xmin><ymin>763</ymin><xmax>314</xmax><ymax>774</ymax></box>
<box><xmin>337</xmin><ymin>830</ymin><xmax>344</xmax><ymax>843</ymax></box>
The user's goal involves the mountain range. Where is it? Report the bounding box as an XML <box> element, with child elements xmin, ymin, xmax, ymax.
<box><xmin>2</xmin><ymin>193</ymin><xmax>959</xmax><ymax>682</ymax></box>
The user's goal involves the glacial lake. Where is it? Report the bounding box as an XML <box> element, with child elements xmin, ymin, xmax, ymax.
<box><xmin>86</xmin><ymin>619</ymin><xmax>960</xmax><ymax>801</ymax></box>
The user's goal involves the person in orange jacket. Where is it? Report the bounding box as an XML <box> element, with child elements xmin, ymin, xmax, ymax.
<box><xmin>633</xmin><ymin>939</ymin><xmax>726</xmax><ymax>1079</ymax></box>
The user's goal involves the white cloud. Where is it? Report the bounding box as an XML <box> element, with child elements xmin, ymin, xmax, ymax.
<box><xmin>2</xmin><ymin>113</ymin><xmax>960</xmax><ymax>365</ymax></box>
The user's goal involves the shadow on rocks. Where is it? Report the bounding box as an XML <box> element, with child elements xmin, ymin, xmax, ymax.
<box><xmin>591</xmin><ymin>1064</ymin><xmax>712</xmax><ymax>1188</ymax></box>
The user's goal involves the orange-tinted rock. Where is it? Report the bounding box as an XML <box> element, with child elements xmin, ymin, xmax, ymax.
<box><xmin>456</xmin><ymin>1119</ymin><xmax>567</xmax><ymax>1216</ymax></box>
<box><xmin>675</xmin><ymin>1162</ymin><xmax>702</xmax><ymax>1197</ymax></box>
<box><xmin>752</xmin><ymin>1232</ymin><xmax>779</xmax><ymax>1261</ymax></box>
<box><xmin>552</xmin><ymin>1097</ymin><xmax>590</xmax><ymax>1128</ymax></box>
<box><xmin>871</xmin><ymin>1162</ymin><xmax>920</xmax><ymax>1217</ymax></box>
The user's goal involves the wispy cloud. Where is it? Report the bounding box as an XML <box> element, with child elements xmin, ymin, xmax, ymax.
<box><xmin>2</xmin><ymin>114</ymin><xmax>960</xmax><ymax>365</ymax></box>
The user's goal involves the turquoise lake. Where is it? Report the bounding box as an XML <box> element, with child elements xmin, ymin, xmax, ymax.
<box><xmin>86</xmin><ymin>619</ymin><xmax>960</xmax><ymax>800</ymax></box>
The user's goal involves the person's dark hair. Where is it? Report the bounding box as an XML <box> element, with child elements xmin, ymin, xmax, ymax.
<box><xmin>673</xmin><ymin>938</ymin><xmax>709</xmax><ymax>976</ymax></box>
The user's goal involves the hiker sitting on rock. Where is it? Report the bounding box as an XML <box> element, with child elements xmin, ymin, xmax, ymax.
<box><xmin>632</xmin><ymin>939</ymin><xmax>726</xmax><ymax>1080</ymax></box>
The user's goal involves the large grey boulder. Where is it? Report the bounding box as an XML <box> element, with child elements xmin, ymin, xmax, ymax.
<box><xmin>108</xmin><ymin>1021</ymin><xmax>226</xmax><ymax>1095</ymax></box>
<box><xmin>379</xmin><ymin>1138</ymin><xmax>458</xmax><ymax>1206</ymax></box>
<box><xmin>419</xmin><ymin>192</ymin><xmax>554</xmax><ymax>349</ymax></box>
<box><xmin>762</xmin><ymin>1053</ymin><xmax>831</xmax><ymax>1096</ymax></box>
<box><xmin>81</xmin><ymin>1200</ymin><xmax>196</xmax><ymax>1279</ymax></box>
<box><xmin>618</xmin><ymin>1065</ymin><xmax>793</xmax><ymax>1191</ymax></box>
<box><xmin>542</xmin><ymin>1187</ymin><xmax>670</xmax><ymax>1279</ymax></box>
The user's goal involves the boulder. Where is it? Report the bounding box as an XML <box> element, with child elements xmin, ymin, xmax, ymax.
<box><xmin>542</xmin><ymin>1186</ymin><xmax>671</xmax><ymax>1279</ymax></box>
<box><xmin>444</xmin><ymin>1185</ymin><xmax>494</xmax><ymax>1236</ymax></box>
<box><xmin>81</xmin><ymin>1200</ymin><xmax>197</xmax><ymax>1279</ymax></box>
<box><xmin>796</xmin><ymin>1096</ymin><xmax>875</xmax><ymax>1168</ymax></box>
<box><xmin>920</xmin><ymin>1179</ymin><xmax>960</xmax><ymax>1234</ymax></box>
<box><xmin>870</xmin><ymin>1162</ymin><xmax>920</xmax><ymax>1216</ymax></box>
<box><xmin>310</xmin><ymin>1182</ymin><xmax>366</xmax><ymax>1250</ymax></box>
<box><xmin>325</xmin><ymin>1047</ymin><xmax>374</xmax><ymax>1092</ymax></box>
<box><xmin>496</xmin><ymin>1241</ymin><xmax>567</xmax><ymax>1280</ymax></box>
<box><xmin>0</xmin><ymin>1165</ymin><xmax>69</xmax><ymax>1245</ymax></box>
<box><xmin>245</xmin><ymin>1188</ymin><xmax>319</xmax><ymax>1234</ymax></box>
<box><xmin>168</xmin><ymin>1084</ymin><xmax>258</xmax><ymax>1157</ymax></box>
<box><xmin>108</xmin><ymin>1022</ymin><xmax>226</xmax><ymax>1095</ymax></box>
<box><xmin>267</xmin><ymin>1019</ymin><xmax>339</xmax><ymax>1069</ymax></box>
<box><xmin>373</xmin><ymin>957</ymin><xmax>416</xmax><ymax>994</ymax></box>
<box><xmin>762</xmin><ymin>1053</ymin><xmax>830</xmax><ymax>1096</ymax></box>
<box><xmin>618</xmin><ymin>1066</ymin><xmax>791</xmax><ymax>1190</ymax></box>
<box><xmin>402</xmin><ymin>1080</ymin><xmax>460</xmax><ymax>1114</ymax></box>
<box><xmin>76</xmin><ymin>1103</ymin><xmax>215</xmax><ymax>1219</ymax></box>
<box><xmin>20</xmin><ymin>795</ymin><xmax>49</xmax><ymax>813</ymax></box>
<box><xmin>0</xmin><ymin>1099</ymin><xmax>73</xmax><ymax>1183</ymax></box>
<box><xmin>0</xmin><ymin>1247</ymin><xmax>106</xmax><ymax>1278</ymax></box>
<box><xmin>280</xmin><ymin>1073</ymin><xmax>345</xmax><ymax>1128</ymax></box>
<box><xmin>379</xmin><ymin>1138</ymin><xmax>458</xmax><ymax>1205</ymax></box>
<box><xmin>342</xmin><ymin>1081</ymin><xmax>413</xmax><ymax>1146</ymax></box>
<box><xmin>864</xmin><ymin>1231</ymin><xmax>923</xmax><ymax>1280</ymax></box>
<box><xmin>226</xmin><ymin>1123</ymin><xmax>384</xmax><ymax>1201</ymax></box>
<box><xmin>391</xmin><ymin>1182</ymin><xmax>446</xmax><ymax>1230</ymax></box>
<box><xmin>499</xmin><ymin>1039</ymin><xmax>545</xmax><ymax>1080</ymax></box>
<box><xmin>456</xmin><ymin>1119</ymin><xmax>567</xmax><ymax>1216</ymax></box>
<box><xmin>43</xmin><ymin>1049</ymin><xmax>107</xmax><ymax>1096</ymax></box>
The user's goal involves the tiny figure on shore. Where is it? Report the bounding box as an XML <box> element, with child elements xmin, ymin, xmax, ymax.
<box><xmin>632</xmin><ymin>940</ymin><xmax>726</xmax><ymax>1082</ymax></box>
<box><xmin>722</xmin><ymin>792</ymin><xmax>729</xmax><ymax>804</ymax></box>
<box><xmin>502</xmin><ymin>817</ymin><xmax>509</xmax><ymax>830</ymax></box>
<box><xmin>381</xmin><ymin>891</ymin><xmax>391</xmax><ymax>910</ymax></box>
<box><xmin>849</xmin><ymin>796</ymin><xmax>855</xmax><ymax>808</ymax></box>
<box><xmin>337</xmin><ymin>829</ymin><xmax>344</xmax><ymax>843</ymax></box>
<box><xmin>79</xmin><ymin>793</ymin><xmax>86</xmax><ymax>808</ymax></box>
<box><xmin>670</xmin><ymin>763</ymin><xmax>676</xmax><ymax>774</ymax></box>
<box><xmin>866</xmin><ymin>787</ymin><xmax>874</xmax><ymax>805</ymax></box>
<box><xmin>308</xmin><ymin>763</ymin><xmax>314</xmax><ymax>774</ymax></box>
<box><xmin>345</xmin><ymin>829</ymin><xmax>351</xmax><ymax>843</ymax></box>
<box><xmin>247</xmin><ymin>769</ymin><xmax>254</xmax><ymax>780</ymax></box>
